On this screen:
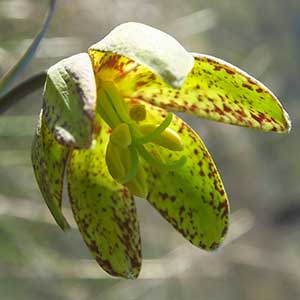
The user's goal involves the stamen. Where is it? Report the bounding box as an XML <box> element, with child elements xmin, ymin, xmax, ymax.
<box><xmin>129</xmin><ymin>104</ymin><xmax>146</xmax><ymax>122</ymax></box>
<box><xmin>102</xmin><ymin>81</ymin><xmax>130</xmax><ymax>124</ymax></box>
<box><xmin>139</xmin><ymin>125</ymin><xmax>184</xmax><ymax>151</ymax></box>
<box><xmin>119</xmin><ymin>146</ymin><xmax>139</xmax><ymax>184</ymax></box>
<box><xmin>135</xmin><ymin>113</ymin><xmax>173</xmax><ymax>144</ymax></box>
<box><xmin>105</xmin><ymin>141</ymin><xmax>127</xmax><ymax>180</ymax></box>
<box><xmin>98</xmin><ymin>88</ymin><xmax>121</xmax><ymax>128</ymax></box>
<box><xmin>110</xmin><ymin>123</ymin><xmax>132</xmax><ymax>148</ymax></box>
<box><xmin>125</xmin><ymin>164</ymin><xmax>148</xmax><ymax>198</ymax></box>
<box><xmin>137</xmin><ymin>144</ymin><xmax>187</xmax><ymax>170</ymax></box>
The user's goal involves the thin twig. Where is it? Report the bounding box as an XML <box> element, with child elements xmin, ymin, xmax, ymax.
<box><xmin>0</xmin><ymin>71</ymin><xmax>46</xmax><ymax>114</ymax></box>
<box><xmin>0</xmin><ymin>0</ymin><xmax>56</xmax><ymax>96</ymax></box>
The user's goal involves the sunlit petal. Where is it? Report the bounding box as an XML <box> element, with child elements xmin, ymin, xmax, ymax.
<box><xmin>43</xmin><ymin>53</ymin><xmax>96</xmax><ymax>148</ymax></box>
<box><xmin>31</xmin><ymin>111</ymin><xmax>70</xmax><ymax>230</ymax></box>
<box><xmin>88</xmin><ymin>22</ymin><xmax>194</xmax><ymax>88</ymax></box>
<box><xmin>127</xmin><ymin>99</ymin><xmax>229</xmax><ymax>250</ymax></box>
<box><xmin>67</xmin><ymin>117</ymin><xmax>142</xmax><ymax>278</ymax></box>
<box><xmin>118</xmin><ymin>54</ymin><xmax>290</xmax><ymax>132</ymax></box>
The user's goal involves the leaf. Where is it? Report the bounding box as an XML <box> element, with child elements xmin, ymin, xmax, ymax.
<box><xmin>0</xmin><ymin>0</ymin><xmax>57</xmax><ymax>97</ymax></box>
<box><xmin>31</xmin><ymin>110</ymin><xmax>70</xmax><ymax>230</ymax></box>
<box><xmin>128</xmin><ymin>98</ymin><xmax>229</xmax><ymax>250</ymax></box>
<box><xmin>67</xmin><ymin>117</ymin><xmax>142</xmax><ymax>278</ymax></box>
<box><xmin>118</xmin><ymin>53</ymin><xmax>291</xmax><ymax>133</ymax></box>
<box><xmin>88</xmin><ymin>22</ymin><xmax>194</xmax><ymax>88</ymax></box>
<box><xmin>43</xmin><ymin>53</ymin><xmax>96</xmax><ymax>148</ymax></box>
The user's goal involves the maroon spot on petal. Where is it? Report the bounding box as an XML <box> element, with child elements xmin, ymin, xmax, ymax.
<box><xmin>247</xmin><ymin>78</ymin><xmax>257</xmax><ymax>85</ymax></box>
<box><xmin>190</xmin><ymin>104</ymin><xmax>198</xmax><ymax>112</ymax></box>
<box><xmin>217</xmin><ymin>201</ymin><xmax>228</xmax><ymax>212</ymax></box>
<box><xmin>148</xmin><ymin>74</ymin><xmax>156</xmax><ymax>81</ymax></box>
<box><xmin>136</xmin><ymin>81</ymin><xmax>147</xmax><ymax>87</ymax></box>
<box><xmin>223</xmin><ymin>104</ymin><xmax>232</xmax><ymax>113</ymax></box>
<box><xmin>214</xmin><ymin>65</ymin><xmax>222</xmax><ymax>71</ymax></box>
<box><xmin>209</xmin><ymin>242</ymin><xmax>220</xmax><ymax>250</ymax></box>
<box><xmin>213</xmin><ymin>104</ymin><xmax>225</xmax><ymax>115</ymax></box>
<box><xmin>225</xmin><ymin>68</ymin><xmax>235</xmax><ymax>75</ymax></box>
<box><xmin>105</xmin><ymin>55</ymin><xmax>119</xmax><ymax>69</ymax></box>
<box><xmin>221</xmin><ymin>226</ymin><xmax>228</xmax><ymax>238</ymax></box>
<box><xmin>179</xmin><ymin>206</ymin><xmax>185</xmax><ymax>216</ymax></box>
<box><xmin>235</xmin><ymin>109</ymin><xmax>247</xmax><ymax>117</ymax></box>
<box><xmin>250</xmin><ymin>112</ymin><xmax>265</xmax><ymax>123</ymax></box>
<box><xmin>270</xmin><ymin>117</ymin><xmax>280</xmax><ymax>125</ymax></box>
<box><xmin>242</xmin><ymin>83</ymin><xmax>253</xmax><ymax>91</ymax></box>
<box><xmin>159</xmin><ymin>192</ymin><xmax>168</xmax><ymax>200</ymax></box>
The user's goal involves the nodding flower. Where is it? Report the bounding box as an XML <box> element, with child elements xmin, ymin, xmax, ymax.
<box><xmin>31</xmin><ymin>22</ymin><xmax>291</xmax><ymax>279</ymax></box>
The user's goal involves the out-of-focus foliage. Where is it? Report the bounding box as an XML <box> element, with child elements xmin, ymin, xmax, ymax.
<box><xmin>0</xmin><ymin>0</ymin><xmax>299</xmax><ymax>299</ymax></box>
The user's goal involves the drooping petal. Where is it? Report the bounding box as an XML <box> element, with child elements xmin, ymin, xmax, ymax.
<box><xmin>67</xmin><ymin>117</ymin><xmax>141</xmax><ymax>278</ymax></box>
<box><xmin>88</xmin><ymin>22</ymin><xmax>194</xmax><ymax>88</ymax></box>
<box><xmin>43</xmin><ymin>53</ymin><xmax>96</xmax><ymax>148</ymax></box>
<box><xmin>31</xmin><ymin>111</ymin><xmax>70</xmax><ymax>230</ymax></box>
<box><xmin>118</xmin><ymin>54</ymin><xmax>291</xmax><ymax>133</ymax></box>
<box><xmin>128</xmin><ymin>99</ymin><xmax>229</xmax><ymax>251</ymax></box>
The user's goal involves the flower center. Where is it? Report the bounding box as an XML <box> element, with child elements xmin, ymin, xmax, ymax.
<box><xmin>97</xmin><ymin>80</ymin><xmax>186</xmax><ymax>197</ymax></box>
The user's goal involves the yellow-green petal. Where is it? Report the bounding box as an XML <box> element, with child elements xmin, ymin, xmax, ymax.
<box><xmin>67</xmin><ymin>118</ymin><xmax>141</xmax><ymax>278</ymax></box>
<box><xmin>43</xmin><ymin>53</ymin><xmax>96</xmax><ymax>148</ymax></box>
<box><xmin>128</xmin><ymin>99</ymin><xmax>229</xmax><ymax>250</ymax></box>
<box><xmin>89</xmin><ymin>22</ymin><xmax>194</xmax><ymax>88</ymax></box>
<box><xmin>118</xmin><ymin>54</ymin><xmax>290</xmax><ymax>133</ymax></box>
<box><xmin>31</xmin><ymin>111</ymin><xmax>70</xmax><ymax>230</ymax></box>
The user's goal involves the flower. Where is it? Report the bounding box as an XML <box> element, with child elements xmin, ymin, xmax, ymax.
<box><xmin>31</xmin><ymin>22</ymin><xmax>291</xmax><ymax>279</ymax></box>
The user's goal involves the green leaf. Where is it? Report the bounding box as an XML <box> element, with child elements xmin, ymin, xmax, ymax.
<box><xmin>117</xmin><ymin>53</ymin><xmax>291</xmax><ymax>133</ymax></box>
<box><xmin>43</xmin><ymin>53</ymin><xmax>96</xmax><ymax>148</ymax></box>
<box><xmin>67</xmin><ymin>117</ymin><xmax>142</xmax><ymax>278</ymax></box>
<box><xmin>0</xmin><ymin>0</ymin><xmax>56</xmax><ymax>97</ymax></box>
<box><xmin>128</xmin><ymin>99</ymin><xmax>229</xmax><ymax>250</ymax></box>
<box><xmin>31</xmin><ymin>111</ymin><xmax>70</xmax><ymax>230</ymax></box>
<box><xmin>88</xmin><ymin>22</ymin><xmax>194</xmax><ymax>88</ymax></box>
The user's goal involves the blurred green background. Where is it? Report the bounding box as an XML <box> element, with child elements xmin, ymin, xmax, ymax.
<box><xmin>0</xmin><ymin>0</ymin><xmax>299</xmax><ymax>299</ymax></box>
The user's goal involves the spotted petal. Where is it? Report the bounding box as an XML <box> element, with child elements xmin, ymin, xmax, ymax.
<box><xmin>67</xmin><ymin>118</ymin><xmax>141</xmax><ymax>278</ymax></box>
<box><xmin>31</xmin><ymin>111</ymin><xmax>70</xmax><ymax>230</ymax></box>
<box><xmin>89</xmin><ymin>22</ymin><xmax>194</xmax><ymax>88</ymax></box>
<box><xmin>128</xmin><ymin>99</ymin><xmax>229</xmax><ymax>250</ymax></box>
<box><xmin>118</xmin><ymin>54</ymin><xmax>290</xmax><ymax>133</ymax></box>
<box><xmin>43</xmin><ymin>53</ymin><xmax>96</xmax><ymax>148</ymax></box>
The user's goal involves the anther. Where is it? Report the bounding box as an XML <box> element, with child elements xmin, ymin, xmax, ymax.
<box><xmin>139</xmin><ymin>124</ymin><xmax>184</xmax><ymax>151</ymax></box>
<box><xmin>129</xmin><ymin>104</ymin><xmax>147</xmax><ymax>122</ymax></box>
<box><xmin>110</xmin><ymin>123</ymin><xmax>132</xmax><ymax>148</ymax></box>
